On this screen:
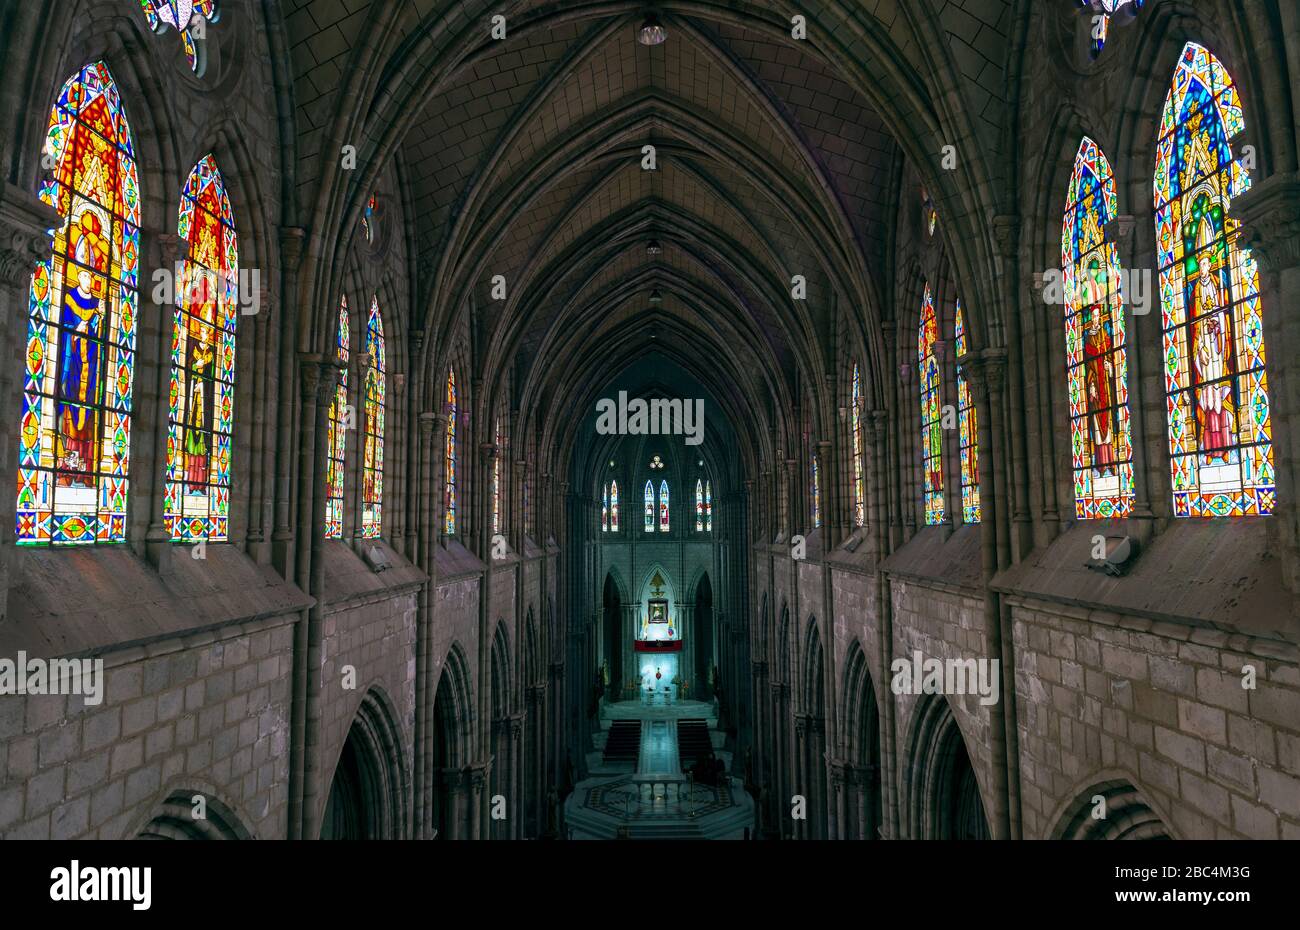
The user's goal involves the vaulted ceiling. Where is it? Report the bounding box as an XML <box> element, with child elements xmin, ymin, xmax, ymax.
<box><xmin>280</xmin><ymin>0</ymin><xmax>1017</xmax><ymax>477</ymax></box>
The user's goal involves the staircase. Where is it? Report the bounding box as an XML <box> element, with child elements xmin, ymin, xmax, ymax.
<box><xmin>602</xmin><ymin>720</ymin><xmax>641</xmax><ymax>764</ymax></box>
<box><xmin>676</xmin><ymin>719</ymin><xmax>712</xmax><ymax>768</ymax></box>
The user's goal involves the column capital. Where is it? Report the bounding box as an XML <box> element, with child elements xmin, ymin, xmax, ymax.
<box><xmin>960</xmin><ymin>348</ymin><xmax>1008</xmax><ymax>399</ymax></box>
<box><xmin>1231</xmin><ymin>171</ymin><xmax>1300</xmax><ymax>272</ymax></box>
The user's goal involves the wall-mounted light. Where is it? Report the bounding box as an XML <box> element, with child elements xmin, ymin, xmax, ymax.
<box><xmin>638</xmin><ymin>15</ymin><xmax>667</xmax><ymax>45</ymax></box>
<box><xmin>649</xmin><ymin>288</ymin><xmax>664</xmax><ymax>303</ymax></box>
<box><xmin>646</xmin><ymin>239</ymin><xmax>663</xmax><ymax>256</ymax></box>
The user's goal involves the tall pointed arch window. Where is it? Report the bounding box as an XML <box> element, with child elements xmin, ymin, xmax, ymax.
<box><xmin>695</xmin><ymin>478</ymin><xmax>704</xmax><ymax>531</ymax></box>
<box><xmin>705</xmin><ymin>480</ymin><xmax>712</xmax><ymax>531</ymax></box>
<box><xmin>139</xmin><ymin>1</ymin><xmax>221</xmax><ymax>75</ymax></box>
<box><xmin>955</xmin><ymin>301</ymin><xmax>981</xmax><ymax>524</ymax></box>
<box><xmin>1156</xmin><ymin>43</ymin><xmax>1273</xmax><ymax>517</ymax></box>
<box><xmin>918</xmin><ymin>285</ymin><xmax>944</xmax><ymax>525</ymax></box>
<box><xmin>325</xmin><ymin>296</ymin><xmax>349</xmax><ymax>539</ymax></box>
<box><xmin>1065</xmin><ymin>137</ymin><xmax>1133</xmax><ymax>519</ymax></box>
<box><xmin>165</xmin><ymin>154</ymin><xmax>237</xmax><ymax>542</ymax></box>
<box><xmin>610</xmin><ymin>480</ymin><xmax>619</xmax><ymax>532</ymax></box>
<box><xmin>644</xmin><ymin>480</ymin><xmax>654</xmax><ymax>532</ymax></box>
<box><xmin>659</xmin><ymin>480</ymin><xmax>670</xmax><ymax>532</ymax></box>
<box><xmin>851</xmin><ymin>363</ymin><xmax>865</xmax><ymax>527</ymax></box>
<box><xmin>444</xmin><ymin>368</ymin><xmax>457</xmax><ymax>535</ymax></box>
<box><xmin>360</xmin><ymin>298</ymin><xmax>385</xmax><ymax>537</ymax></box>
<box><xmin>19</xmin><ymin>62</ymin><xmax>140</xmax><ymax>545</ymax></box>
<box><xmin>601</xmin><ymin>483</ymin><xmax>609</xmax><ymax>532</ymax></box>
<box><xmin>811</xmin><ymin>455</ymin><xmax>822</xmax><ymax>528</ymax></box>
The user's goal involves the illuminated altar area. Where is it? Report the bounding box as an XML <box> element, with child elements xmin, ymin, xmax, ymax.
<box><xmin>635</xmin><ymin>570</ymin><xmax>682</xmax><ymax>703</ymax></box>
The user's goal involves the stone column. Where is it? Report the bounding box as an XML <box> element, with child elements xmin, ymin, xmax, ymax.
<box><xmin>1106</xmin><ymin>214</ymin><xmax>1157</xmax><ymax>541</ymax></box>
<box><xmin>0</xmin><ymin>185</ymin><xmax>55</xmax><ymax>623</ymax></box>
<box><xmin>510</xmin><ymin>716</ymin><xmax>524</xmax><ymax>839</ymax></box>
<box><xmin>144</xmin><ymin>233</ymin><xmax>180</xmax><ymax>572</ymax></box>
<box><xmin>794</xmin><ymin>714</ymin><xmax>808</xmax><ymax>840</ymax></box>
<box><xmin>1234</xmin><ymin>172</ymin><xmax>1300</xmax><ymax>599</ymax></box>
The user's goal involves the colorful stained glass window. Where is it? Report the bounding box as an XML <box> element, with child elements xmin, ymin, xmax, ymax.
<box><xmin>164</xmin><ymin>154</ymin><xmax>237</xmax><ymax>542</ymax></box>
<box><xmin>1156</xmin><ymin>43</ymin><xmax>1273</xmax><ymax>518</ymax></box>
<box><xmin>444</xmin><ymin>368</ymin><xmax>457</xmax><ymax>534</ymax></box>
<box><xmin>922</xmin><ymin>186</ymin><xmax>937</xmax><ymax>236</ymax></box>
<box><xmin>493</xmin><ymin>418</ymin><xmax>503</xmax><ymax>536</ymax></box>
<box><xmin>955</xmin><ymin>301</ymin><xmax>981</xmax><ymax>524</ymax></box>
<box><xmin>1064</xmin><ymin>137</ymin><xmax>1134</xmax><ymax>519</ymax></box>
<box><xmin>360</xmin><ymin>193</ymin><xmax>376</xmax><ymax>244</ymax></box>
<box><xmin>360</xmin><ymin>298</ymin><xmax>385</xmax><ymax>537</ymax></box>
<box><xmin>659</xmin><ymin>480</ymin><xmax>670</xmax><ymax>532</ymax></box>
<box><xmin>695</xmin><ymin>478</ymin><xmax>704</xmax><ymax>531</ymax></box>
<box><xmin>851</xmin><ymin>363</ymin><xmax>865</xmax><ymax>526</ymax></box>
<box><xmin>325</xmin><ymin>296</ymin><xmax>349</xmax><ymax>539</ymax></box>
<box><xmin>918</xmin><ymin>285</ymin><xmax>944</xmax><ymax>525</ymax></box>
<box><xmin>705</xmin><ymin>480</ymin><xmax>712</xmax><ymax>531</ymax></box>
<box><xmin>811</xmin><ymin>455</ymin><xmax>821</xmax><ymax>528</ymax></box>
<box><xmin>18</xmin><ymin>62</ymin><xmax>140</xmax><ymax>546</ymax></box>
<box><xmin>610</xmin><ymin>479</ymin><xmax>619</xmax><ymax>532</ymax></box>
<box><xmin>138</xmin><ymin>1</ymin><xmax>220</xmax><ymax>75</ymax></box>
<box><xmin>644</xmin><ymin>480</ymin><xmax>654</xmax><ymax>532</ymax></box>
<box><xmin>602</xmin><ymin>483</ymin><xmax>609</xmax><ymax>532</ymax></box>
<box><xmin>1080</xmin><ymin>0</ymin><xmax>1144</xmax><ymax>58</ymax></box>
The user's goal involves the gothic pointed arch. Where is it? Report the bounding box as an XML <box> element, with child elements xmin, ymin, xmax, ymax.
<box><xmin>321</xmin><ymin>687</ymin><xmax>410</xmax><ymax>840</ymax></box>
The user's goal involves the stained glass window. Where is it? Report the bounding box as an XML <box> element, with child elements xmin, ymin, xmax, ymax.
<box><xmin>1156</xmin><ymin>43</ymin><xmax>1273</xmax><ymax>518</ymax></box>
<box><xmin>921</xmin><ymin>186</ymin><xmax>937</xmax><ymax>236</ymax></box>
<box><xmin>705</xmin><ymin>480</ymin><xmax>712</xmax><ymax>531</ymax></box>
<box><xmin>325</xmin><ymin>296</ymin><xmax>349</xmax><ymax>539</ymax></box>
<box><xmin>610</xmin><ymin>480</ymin><xmax>619</xmax><ymax>532</ymax></box>
<box><xmin>138</xmin><ymin>1</ymin><xmax>220</xmax><ymax>75</ymax></box>
<box><xmin>918</xmin><ymin>285</ymin><xmax>944</xmax><ymax>525</ymax></box>
<box><xmin>811</xmin><ymin>455</ymin><xmax>821</xmax><ymax>528</ymax></box>
<box><xmin>360</xmin><ymin>298</ymin><xmax>385</xmax><ymax>537</ymax></box>
<box><xmin>602</xmin><ymin>483</ymin><xmax>609</xmax><ymax>532</ymax></box>
<box><xmin>1064</xmin><ymin>137</ymin><xmax>1133</xmax><ymax>519</ymax></box>
<box><xmin>1080</xmin><ymin>0</ymin><xmax>1144</xmax><ymax>58</ymax></box>
<box><xmin>360</xmin><ymin>193</ymin><xmax>376</xmax><ymax>244</ymax></box>
<box><xmin>955</xmin><ymin>301</ymin><xmax>981</xmax><ymax>524</ymax></box>
<box><xmin>164</xmin><ymin>154</ymin><xmax>237</xmax><ymax>542</ymax></box>
<box><xmin>19</xmin><ymin>62</ymin><xmax>140</xmax><ymax>546</ymax></box>
<box><xmin>444</xmin><ymin>368</ymin><xmax>457</xmax><ymax>535</ymax></box>
<box><xmin>695</xmin><ymin>478</ymin><xmax>704</xmax><ymax>531</ymax></box>
<box><xmin>851</xmin><ymin>363</ymin><xmax>865</xmax><ymax>527</ymax></box>
<box><xmin>659</xmin><ymin>480</ymin><xmax>670</xmax><ymax>532</ymax></box>
<box><xmin>493</xmin><ymin>417</ymin><xmax>503</xmax><ymax>536</ymax></box>
<box><xmin>644</xmin><ymin>480</ymin><xmax>654</xmax><ymax>532</ymax></box>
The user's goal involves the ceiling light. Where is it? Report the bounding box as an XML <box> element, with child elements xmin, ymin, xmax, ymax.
<box><xmin>649</xmin><ymin>288</ymin><xmax>663</xmax><ymax>303</ymax></box>
<box><xmin>638</xmin><ymin>15</ymin><xmax>666</xmax><ymax>46</ymax></box>
<box><xmin>646</xmin><ymin>239</ymin><xmax>662</xmax><ymax>256</ymax></box>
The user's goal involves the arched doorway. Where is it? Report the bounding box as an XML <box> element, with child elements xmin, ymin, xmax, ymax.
<box><xmin>602</xmin><ymin>573</ymin><xmax>623</xmax><ymax>697</ymax></box>
<box><xmin>432</xmin><ymin>648</ymin><xmax>471</xmax><ymax>839</ymax></box>
<box><xmin>321</xmin><ymin>689</ymin><xmax>408</xmax><ymax>840</ymax></box>
<box><xmin>801</xmin><ymin>620</ymin><xmax>828</xmax><ymax>839</ymax></box>
<box><xmin>694</xmin><ymin>573</ymin><xmax>713</xmax><ymax>693</ymax></box>
<box><xmin>905</xmin><ymin>695</ymin><xmax>991</xmax><ymax>840</ymax></box>
<box><xmin>842</xmin><ymin>643</ymin><xmax>883</xmax><ymax>839</ymax></box>
<box><xmin>489</xmin><ymin>622</ymin><xmax>512</xmax><ymax>839</ymax></box>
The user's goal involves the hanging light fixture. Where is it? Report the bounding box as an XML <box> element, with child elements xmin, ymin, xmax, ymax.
<box><xmin>638</xmin><ymin>14</ymin><xmax>667</xmax><ymax>46</ymax></box>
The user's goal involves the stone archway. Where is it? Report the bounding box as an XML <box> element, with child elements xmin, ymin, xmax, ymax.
<box><xmin>905</xmin><ymin>695</ymin><xmax>991</xmax><ymax>840</ymax></box>
<box><xmin>1054</xmin><ymin>779</ymin><xmax>1173</xmax><ymax>840</ymax></box>
<box><xmin>841</xmin><ymin>642</ymin><xmax>883</xmax><ymax>839</ymax></box>
<box><xmin>137</xmin><ymin>791</ymin><xmax>252</xmax><ymax>840</ymax></box>
<box><xmin>321</xmin><ymin>688</ymin><xmax>409</xmax><ymax>840</ymax></box>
